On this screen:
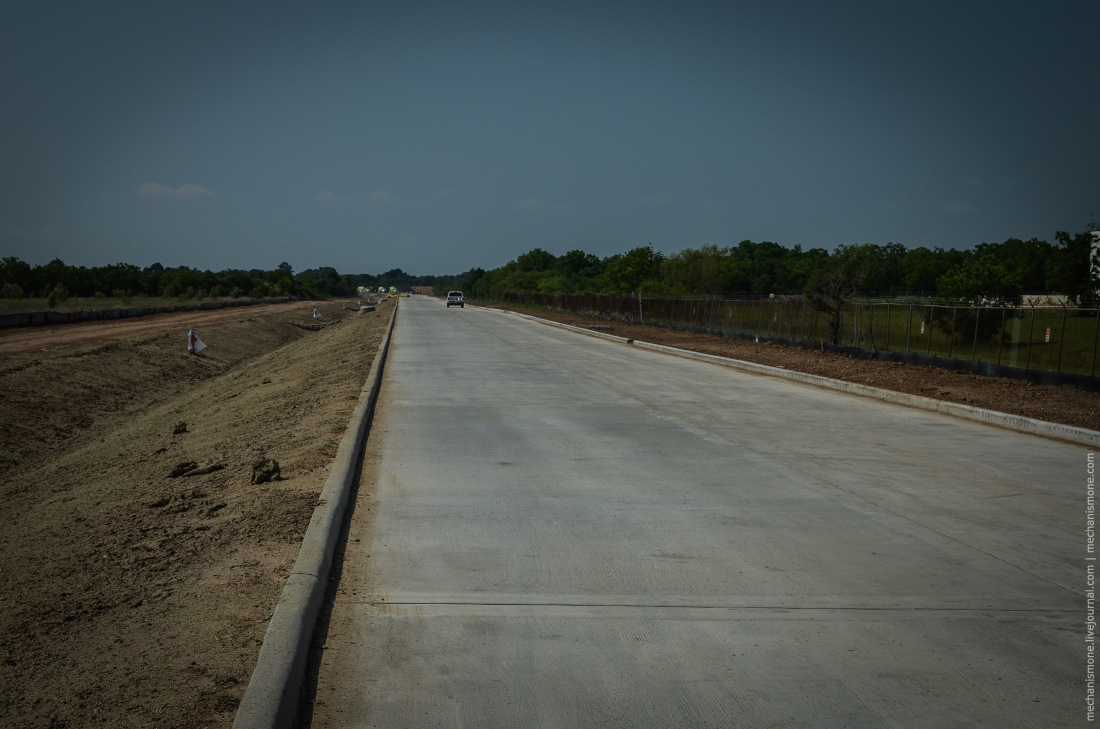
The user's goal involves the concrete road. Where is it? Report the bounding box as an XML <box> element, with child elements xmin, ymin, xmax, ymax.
<box><xmin>307</xmin><ymin>297</ymin><xmax>1084</xmax><ymax>727</ymax></box>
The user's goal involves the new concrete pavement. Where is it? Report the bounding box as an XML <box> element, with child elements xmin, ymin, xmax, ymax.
<box><xmin>306</xmin><ymin>297</ymin><xmax>1084</xmax><ymax>727</ymax></box>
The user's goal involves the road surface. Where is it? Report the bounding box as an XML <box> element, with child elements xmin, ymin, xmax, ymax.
<box><xmin>307</xmin><ymin>297</ymin><xmax>1083</xmax><ymax>727</ymax></box>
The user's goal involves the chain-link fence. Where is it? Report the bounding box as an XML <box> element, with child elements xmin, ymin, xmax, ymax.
<box><xmin>495</xmin><ymin>291</ymin><xmax>1100</xmax><ymax>380</ymax></box>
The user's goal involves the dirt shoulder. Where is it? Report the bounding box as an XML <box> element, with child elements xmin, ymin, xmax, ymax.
<box><xmin>0</xmin><ymin>299</ymin><xmax>393</xmax><ymax>727</ymax></box>
<box><xmin>477</xmin><ymin>301</ymin><xmax>1100</xmax><ymax>433</ymax></box>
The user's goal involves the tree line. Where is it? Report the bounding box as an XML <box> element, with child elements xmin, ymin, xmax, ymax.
<box><xmin>4</xmin><ymin>229</ymin><xmax>1093</xmax><ymax>310</ymax></box>
<box><xmin>458</xmin><ymin>231</ymin><xmax>1098</xmax><ymax>306</ymax></box>
<box><xmin>0</xmin><ymin>257</ymin><xmax>461</xmax><ymax>304</ymax></box>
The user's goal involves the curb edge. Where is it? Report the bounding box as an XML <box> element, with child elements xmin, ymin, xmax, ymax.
<box><xmin>233</xmin><ymin>301</ymin><xmax>399</xmax><ymax>729</ymax></box>
<box><xmin>486</xmin><ymin>305</ymin><xmax>1100</xmax><ymax>449</ymax></box>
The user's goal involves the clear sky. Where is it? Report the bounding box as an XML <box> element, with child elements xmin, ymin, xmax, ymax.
<box><xmin>2</xmin><ymin>1</ymin><xmax>1097</xmax><ymax>275</ymax></box>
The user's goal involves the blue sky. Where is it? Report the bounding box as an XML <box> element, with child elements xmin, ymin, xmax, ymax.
<box><xmin>1</xmin><ymin>1</ymin><xmax>1097</xmax><ymax>274</ymax></box>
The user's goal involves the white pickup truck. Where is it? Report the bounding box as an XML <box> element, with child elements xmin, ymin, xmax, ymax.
<box><xmin>446</xmin><ymin>291</ymin><xmax>465</xmax><ymax>308</ymax></box>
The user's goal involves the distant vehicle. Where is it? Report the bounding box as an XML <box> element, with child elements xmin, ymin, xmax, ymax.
<box><xmin>446</xmin><ymin>291</ymin><xmax>465</xmax><ymax>308</ymax></box>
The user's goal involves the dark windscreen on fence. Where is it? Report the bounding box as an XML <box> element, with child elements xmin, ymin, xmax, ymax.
<box><xmin>494</xmin><ymin>292</ymin><xmax>1100</xmax><ymax>383</ymax></box>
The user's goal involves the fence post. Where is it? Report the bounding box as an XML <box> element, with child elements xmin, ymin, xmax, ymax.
<box><xmin>638</xmin><ymin>293</ymin><xmax>644</xmax><ymax>323</ymax></box>
<box><xmin>1056</xmin><ymin>303</ymin><xmax>1067</xmax><ymax>372</ymax></box>
<box><xmin>906</xmin><ymin>305</ymin><xmax>913</xmax><ymax>353</ymax></box>
<box><xmin>996</xmin><ymin>307</ymin><xmax>1006</xmax><ymax>366</ymax></box>
<box><xmin>1092</xmin><ymin>307</ymin><xmax>1100</xmax><ymax>377</ymax></box>
<box><xmin>854</xmin><ymin>304</ymin><xmax>860</xmax><ymax>347</ymax></box>
<box><xmin>800</xmin><ymin>301</ymin><xmax>807</xmax><ymax>340</ymax></box>
<box><xmin>811</xmin><ymin>305</ymin><xmax>819</xmax><ymax>342</ymax></box>
<box><xmin>1024</xmin><ymin>305</ymin><xmax>1036</xmax><ymax>371</ymax></box>
<box><xmin>867</xmin><ymin>303</ymin><xmax>874</xmax><ymax>349</ymax></box>
<box><xmin>885</xmin><ymin>303</ymin><xmax>891</xmax><ymax>351</ymax></box>
<box><xmin>971</xmin><ymin>307</ymin><xmax>980</xmax><ymax>361</ymax></box>
<box><xmin>748</xmin><ymin>300</ymin><xmax>755</xmax><ymax>336</ymax></box>
<box><xmin>947</xmin><ymin>307</ymin><xmax>957</xmax><ymax>359</ymax></box>
<box><xmin>926</xmin><ymin>305</ymin><xmax>934</xmax><ymax>355</ymax></box>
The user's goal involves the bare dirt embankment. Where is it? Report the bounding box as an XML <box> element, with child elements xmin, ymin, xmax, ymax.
<box><xmin>479</xmin><ymin>301</ymin><xmax>1100</xmax><ymax>433</ymax></box>
<box><xmin>0</xmin><ymin>298</ymin><xmax>393</xmax><ymax>727</ymax></box>
<box><xmin>0</xmin><ymin>299</ymin><xmax>305</xmax><ymax>357</ymax></box>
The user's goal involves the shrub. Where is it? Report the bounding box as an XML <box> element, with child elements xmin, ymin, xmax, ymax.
<box><xmin>229</xmin><ymin>287</ymin><xmax>243</xmax><ymax>298</ymax></box>
<box><xmin>94</xmin><ymin>290</ymin><xmax>106</xmax><ymax>298</ymax></box>
<box><xmin>209</xmin><ymin>285</ymin><xmax>223</xmax><ymax>298</ymax></box>
<box><xmin>162</xmin><ymin>284</ymin><xmax>178</xmax><ymax>299</ymax></box>
<box><xmin>46</xmin><ymin>283</ymin><xmax>69</xmax><ymax>309</ymax></box>
<box><xmin>112</xmin><ymin>288</ymin><xmax>132</xmax><ymax>305</ymax></box>
<box><xmin>183</xmin><ymin>287</ymin><xmax>196</xmax><ymax>300</ymax></box>
<box><xmin>0</xmin><ymin>283</ymin><xmax>24</xmax><ymax>299</ymax></box>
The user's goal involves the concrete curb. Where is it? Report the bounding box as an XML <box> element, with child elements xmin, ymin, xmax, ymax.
<box><xmin>233</xmin><ymin>301</ymin><xmax>399</xmax><ymax>729</ymax></box>
<box><xmin>485</xmin><ymin>306</ymin><xmax>1100</xmax><ymax>449</ymax></box>
<box><xmin>486</xmin><ymin>307</ymin><xmax>634</xmax><ymax>345</ymax></box>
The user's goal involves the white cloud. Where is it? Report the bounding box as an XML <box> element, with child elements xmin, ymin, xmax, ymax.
<box><xmin>136</xmin><ymin>182</ymin><xmax>215</xmax><ymax>199</ymax></box>
<box><xmin>315</xmin><ymin>190</ymin><xmax>345</xmax><ymax>202</ymax></box>
<box><xmin>371</xmin><ymin>190</ymin><xmax>396</xmax><ymax>203</ymax></box>
<box><xmin>514</xmin><ymin>198</ymin><xmax>547</xmax><ymax>212</ymax></box>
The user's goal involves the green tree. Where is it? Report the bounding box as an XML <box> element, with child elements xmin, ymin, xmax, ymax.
<box><xmin>937</xmin><ymin>256</ymin><xmax>1022</xmax><ymax>306</ymax></box>
<box><xmin>603</xmin><ymin>245</ymin><xmax>665</xmax><ymax>293</ymax></box>
<box><xmin>515</xmin><ymin>248</ymin><xmax>556</xmax><ymax>273</ymax></box>
<box><xmin>1045</xmin><ymin>230</ymin><xmax>1093</xmax><ymax>304</ymax></box>
<box><xmin>662</xmin><ymin>244</ymin><xmax>726</xmax><ymax>294</ymax></box>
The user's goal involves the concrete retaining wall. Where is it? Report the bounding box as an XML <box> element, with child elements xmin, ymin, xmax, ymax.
<box><xmin>232</xmin><ymin>301</ymin><xmax>398</xmax><ymax>729</ymax></box>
